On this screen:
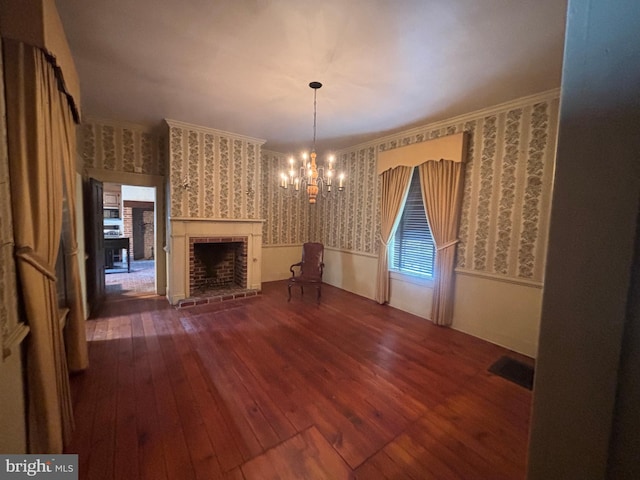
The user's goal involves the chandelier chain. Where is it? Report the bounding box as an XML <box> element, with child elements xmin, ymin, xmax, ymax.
<box><xmin>312</xmin><ymin>88</ymin><xmax>317</xmax><ymax>151</ymax></box>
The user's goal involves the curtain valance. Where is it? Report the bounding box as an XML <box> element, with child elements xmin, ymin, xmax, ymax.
<box><xmin>0</xmin><ymin>0</ymin><xmax>81</xmax><ymax>120</ymax></box>
<box><xmin>377</xmin><ymin>132</ymin><xmax>466</xmax><ymax>174</ymax></box>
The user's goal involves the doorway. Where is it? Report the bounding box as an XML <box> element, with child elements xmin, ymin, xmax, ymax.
<box><xmin>103</xmin><ymin>183</ymin><xmax>156</xmax><ymax>296</ymax></box>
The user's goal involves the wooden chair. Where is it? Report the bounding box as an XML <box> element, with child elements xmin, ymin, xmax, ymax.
<box><xmin>288</xmin><ymin>242</ymin><xmax>324</xmax><ymax>302</ymax></box>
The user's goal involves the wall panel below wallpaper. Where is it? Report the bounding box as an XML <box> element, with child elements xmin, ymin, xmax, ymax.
<box><xmin>262</xmin><ymin>245</ymin><xmax>304</xmax><ymax>282</ymax></box>
<box><xmin>452</xmin><ymin>274</ymin><xmax>542</xmax><ymax>357</ymax></box>
<box><xmin>322</xmin><ymin>250</ymin><xmax>542</xmax><ymax>357</ymax></box>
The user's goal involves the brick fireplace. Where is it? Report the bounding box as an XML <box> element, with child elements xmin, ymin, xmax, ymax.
<box><xmin>166</xmin><ymin>218</ymin><xmax>263</xmax><ymax>305</ymax></box>
<box><xmin>189</xmin><ymin>237</ymin><xmax>247</xmax><ymax>297</ymax></box>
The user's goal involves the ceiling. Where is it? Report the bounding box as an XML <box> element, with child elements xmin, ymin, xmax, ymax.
<box><xmin>55</xmin><ymin>0</ymin><xmax>567</xmax><ymax>154</ymax></box>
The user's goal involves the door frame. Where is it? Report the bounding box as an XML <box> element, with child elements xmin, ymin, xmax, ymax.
<box><xmin>84</xmin><ymin>177</ymin><xmax>105</xmax><ymax>314</ymax></box>
<box><xmin>84</xmin><ymin>168</ymin><xmax>167</xmax><ymax>296</ymax></box>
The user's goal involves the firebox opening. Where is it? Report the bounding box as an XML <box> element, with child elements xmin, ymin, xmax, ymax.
<box><xmin>190</xmin><ymin>240</ymin><xmax>247</xmax><ymax>296</ymax></box>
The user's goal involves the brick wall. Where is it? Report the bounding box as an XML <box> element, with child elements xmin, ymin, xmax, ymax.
<box><xmin>124</xmin><ymin>201</ymin><xmax>155</xmax><ymax>260</ymax></box>
<box><xmin>123</xmin><ymin>206</ymin><xmax>133</xmax><ymax>239</ymax></box>
<box><xmin>143</xmin><ymin>210</ymin><xmax>154</xmax><ymax>259</ymax></box>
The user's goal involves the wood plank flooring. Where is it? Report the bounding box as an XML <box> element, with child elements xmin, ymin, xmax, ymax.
<box><xmin>66</xmin><ymin>280</ymin><xmax>533</xmax><ymax>479</ymax></box>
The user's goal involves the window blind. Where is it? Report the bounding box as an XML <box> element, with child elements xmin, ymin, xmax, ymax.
<box><xmin>392</xmin><ymin>169</ymin><xmax>435</xmax><ymax>276</ymax></box>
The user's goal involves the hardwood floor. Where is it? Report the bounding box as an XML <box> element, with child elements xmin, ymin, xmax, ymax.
<box><xmin>66</xmin><ymin>280</ymin><xmax>533</xmax><ymax>479</ymax></box>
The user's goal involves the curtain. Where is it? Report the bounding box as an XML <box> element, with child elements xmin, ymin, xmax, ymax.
<box><xmin>375</xmin><ymin>166</ymin><xmax>413</xmax><ymax>304</ymax></box>
<box><xmin>4</xmin><ymin>39</ymin><xmax>83</xmax><ymax>453</ymax></box>
<box><xmin>60</xmin><ymin>92</ymin><xmax>89</xmax><ymax>373</ymax></box>
<box><xmin>418</xmin><ymin>160</ymin><xmax>464</xmax><ymax>326</ymax></box>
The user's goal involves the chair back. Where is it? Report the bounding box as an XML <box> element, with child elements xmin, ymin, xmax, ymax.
<box><xmin>301</xmin><ymin>242</ymin><xmax>324</xmax><ymax>279</ymax></box>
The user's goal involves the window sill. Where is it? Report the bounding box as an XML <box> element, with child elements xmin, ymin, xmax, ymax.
<box><xmin>389</xmin><ymin>270</ymin><xmax>434</xmax><ymax>287</ymax></box>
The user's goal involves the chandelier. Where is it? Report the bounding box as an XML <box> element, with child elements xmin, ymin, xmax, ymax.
<box><xmin>279</xmin><ymin>81</ymin><xmax>345</xmax><ymax>204</ymax></box>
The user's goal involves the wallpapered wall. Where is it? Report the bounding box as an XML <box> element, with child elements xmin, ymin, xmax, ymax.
<box><xmin>264</xmin><ymin>93</ymin><xmax>559</xmax><ymax>284</ymax></box>
<box><xmin>80</xmin><ymin>120</ymin><xmax>165</xmax><ymax>176</ymax></box>
<box><xmin>261</xmin><ymin>150</ymin><xmax>313</xmax><ymax>245</ymax></box>
<box><xmin>82</xmin><ymin>120</ymin><xmax>265</xmax><ymax>220</ymax></box>
<box><xmin>82</xmin><ymin>93</ymin><xmax>558</xmax><ymax>285</ymax></box>
<box><xmin>312</xmin><ymin>146</ymin><xmax>380</xmax><ymax>255</ymax></box>
<box><xmin>165</xmin><ymin>121</ymin><xmax>264</xmax><ymax>220</ymax></box>
<box><xmin>260</xmin><ymin>147</ymin><xmax>378</xmax><ymax>251</ymax></box>
<box><xmin>456</xmin><ymin>100</ymin><xmax>558</xmax><ymax>281</ymax></box>
<box><xmin>0</xmin><ymin>39</ymin><xmax>20</xmax><ymax>353</ymax></box>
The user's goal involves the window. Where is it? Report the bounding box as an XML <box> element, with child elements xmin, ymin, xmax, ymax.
<box><xmin>390</xmin><ymin>169</ymin><xmax>435</xmax><ymax>277</ymax></box>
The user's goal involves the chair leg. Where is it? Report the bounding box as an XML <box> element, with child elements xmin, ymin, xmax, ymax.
<box><xmin>287</xmin><ymin>283</ymin><xmax>292</xmax><ymax>301</ymax></box>
<box><xmin>316</xmin><ymin>285</ymin><xmax>321</xmax><ymax>303</ymax></box>
<box><xmin>300</xmin><ymin>285</ymin><xmax>304</xmax><ymax>296</ymax></box>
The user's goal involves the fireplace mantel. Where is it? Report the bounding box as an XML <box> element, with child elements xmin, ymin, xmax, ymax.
<box><xmin>167</xmin><ymin>218</ymin><xmax>264</xmax><ymax>304</ymax></box>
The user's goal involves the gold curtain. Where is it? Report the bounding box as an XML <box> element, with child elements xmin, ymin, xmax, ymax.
<box><xmin>375</xmin><ymin>166</ymin><xmax>413</xmax><ymax>304</ymax></box>
<box><xmin>418</xmin><ymin>160</ymin><xmax>464</xmax><ymax>326</ymax></box>
<box><xmin>60</xmin><ymin>91</ymin><xmax>88</xmax><ymax>373</ymax></box>
<box><xmin>4</xmin><ymin>39</ymin><xmax>84</xmax><ymax>453</ymax></box>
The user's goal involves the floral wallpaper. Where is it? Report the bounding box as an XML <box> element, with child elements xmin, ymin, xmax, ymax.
<box><xmin>261</xmin><ymin>150</ymin><xmax>311</xmax><ymax>245</ymax></box>
<box><xmin>166</xmin><ymin>121</ymin><xmax>264</xmax><ymax>219</ymax></box>
<box><xmin>80</xmin><ymin>119</ymin><xmax>264</xmax><ymax>221</ymax></box>
<box><xmin>312</xmin><ymin>147</ymin><xmax>380</xmax><ymax>254</ymax></box>
<box><xmin>305</xmin><ymin>94</ymin><xmax>559</xmax><ymax>283</ymax></box>
<box><xmin>80</xmin><ymin>94</ymin><xmax>558</xmax><ymax>285</ymax></box>
<box><xmin>493</xmin><ymin>109</ymin><xmax>522</xmax><ymax>275</ymax></box>
<box><xmin>0</xmin><ymin>40</ymin><xmax>20</xmax><ymax>352</ymax></box>
<box><xmin>455</xmin><ymin>120</ymin><xmax>477</xmax><ymax>267</ymax></box>
<box><xmin>79</xmin><ymin>120</ymin><xmax>165</xmax><ymax>176</ymax></box>
<box><xmin>518</xmin><ymin>103</ymin><xmax>551</xmax><ymax>278</ymax></box>
<box><xmin>473</xmin><ymin>115</ymin><xmax>497</xmax><ymax>271</ymax></box>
